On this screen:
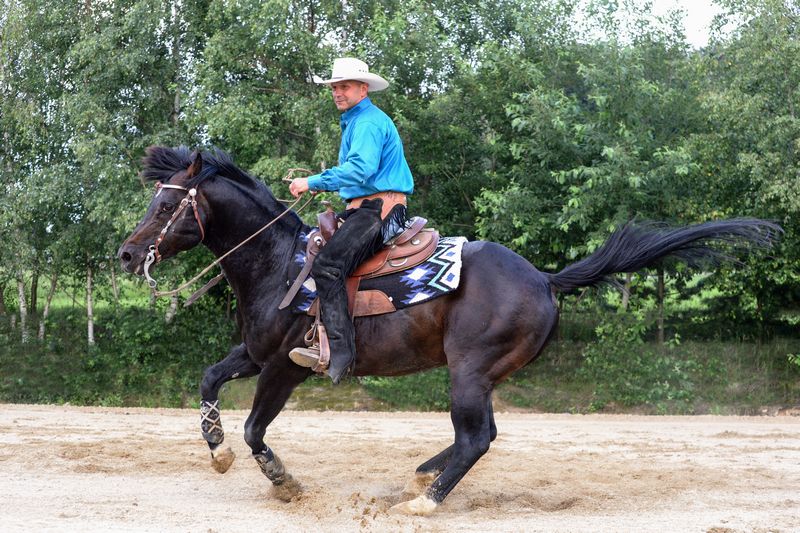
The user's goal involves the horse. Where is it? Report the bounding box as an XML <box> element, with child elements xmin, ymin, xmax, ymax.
<box><xmin>118</xmin><ymin>146</ymin><xmax>778</xmax><ymax>515</ymax></box>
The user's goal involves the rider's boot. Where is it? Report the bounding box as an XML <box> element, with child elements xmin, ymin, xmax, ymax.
<box><xmin>289</xmin><ymin>323</ymin><xmax>329</xmax><ymax>372</ymax></box>
<box><xmin>289</xmin><ymin>305</ymin><xmax>355</xmax><ymax>384</ymax></box>
<box><xmin>288</xmin><ymin>345</ymin><xmax>322</xmax><ymax>369</ymax></box>
<box><xmin>323</xmin><ymin>316</ymin><xmax>356</xmax><ymax>385</ymax></box>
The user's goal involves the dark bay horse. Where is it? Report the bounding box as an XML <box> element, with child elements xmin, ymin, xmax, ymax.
<box><xmin>118</xmin><ymin>146</ymin><xmax>778</xmax><ymax>515</ymax></box>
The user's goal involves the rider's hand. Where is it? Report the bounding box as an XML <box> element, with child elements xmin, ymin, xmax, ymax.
<box><xmin>289</xmin><ymin>178</ymin><xmax>310</xmax><ymax>198</ymax></box>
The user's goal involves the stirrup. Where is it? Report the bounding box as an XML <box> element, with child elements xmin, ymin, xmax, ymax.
<box><xmin>289</xmin><ymin>346</ymin><xmax>323</xmax><ymax>369</ymax></box>
<box><xmin>291</xmin><ymin>318</ymin><xmax>331</xmax><ymax>373</ymax></box>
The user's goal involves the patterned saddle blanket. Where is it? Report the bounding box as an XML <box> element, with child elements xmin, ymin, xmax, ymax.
<box><xmin>286</xmin><ymin>230</ymin><xmax>467</xmax><ymax>316</ymax></box>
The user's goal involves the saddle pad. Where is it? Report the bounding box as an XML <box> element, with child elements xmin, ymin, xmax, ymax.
<box><xmin>287</xmin><ymin>231</ymin><xmax>467</xmax><ymax>314</ymax></box>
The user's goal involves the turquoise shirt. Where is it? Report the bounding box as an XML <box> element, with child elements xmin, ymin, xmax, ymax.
<box><xmin>307</xmin><ymin>98</ymin><xmax>414</xmax><ymax>201</ymax></box>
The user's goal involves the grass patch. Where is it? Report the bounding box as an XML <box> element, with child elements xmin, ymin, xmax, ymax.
<box><xmin>219</xmin><ymin>375</ymin><xmax>394</xmax><ymax>411</ymax></box>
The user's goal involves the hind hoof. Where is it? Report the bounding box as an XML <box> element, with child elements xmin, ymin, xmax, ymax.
<box><xmin>210</xmin><ymin>446</ymin><xmax>235</xmax><ymax>473</ymax></box>
<box><xmin>401</xmin><ymin>472</ymin><xmax>438</xmax><ymax>499</ymax></box>
<box><xmin>389</xmin><ymin>495</ymin><xmax>438</xmax><ymax>516</ymax></box>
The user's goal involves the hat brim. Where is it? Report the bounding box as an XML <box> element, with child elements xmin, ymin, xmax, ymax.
<box><xmin>313</xmin><ymin>73</ymin><xmax>389</xmax><ymax>92</ymax></box>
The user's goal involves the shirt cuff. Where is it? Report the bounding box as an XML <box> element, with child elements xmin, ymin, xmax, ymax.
<box><xmin>307</xmin><ymin>174</ymin><xmax>324</xmax><ymax>191</ymax></box>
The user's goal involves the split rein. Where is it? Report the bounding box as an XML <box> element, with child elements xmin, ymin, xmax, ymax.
<box><xmin>143</xmin><ymin>169</ymin><xmax>315</xmax><ymax>303</ymax></box>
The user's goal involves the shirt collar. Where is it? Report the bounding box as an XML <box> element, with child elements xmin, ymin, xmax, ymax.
<box><xmin>340</xmin><ymin>97</ymin><xmax>372</xmax><ymax>130</ymax></box>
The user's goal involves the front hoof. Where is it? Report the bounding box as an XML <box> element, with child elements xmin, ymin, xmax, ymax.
<box><xmin>269</xmin><ymin>473</ymin><xmax>303</xmax><ymax>502</ymax></box>
<box><xmin>210</xmin><ymin>446</ymin><xmax>235</xmax><ymax>473</ymax></box>
<box><xmin>389</xmin><ymin>495</ymin><xmax>438</xmax><ymax>516</ymax></box>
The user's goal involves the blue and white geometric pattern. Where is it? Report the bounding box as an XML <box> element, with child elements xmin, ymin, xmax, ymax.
<box><xmin>397</xmin><ymin>237</ymin><xmax>466</xmax><ymax>305</ymax></box>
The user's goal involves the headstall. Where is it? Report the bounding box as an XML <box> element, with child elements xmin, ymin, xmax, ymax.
<box><xmin>143</xmin><ymin>181</ymin><xmax>206</xmax><ymax>288</ymax></box>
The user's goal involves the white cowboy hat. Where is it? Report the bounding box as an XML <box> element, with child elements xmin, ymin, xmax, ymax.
<box><xmin>313</xmin><ymin>58</ymin><xmax>389</xmax><ymax>92</ymax></box>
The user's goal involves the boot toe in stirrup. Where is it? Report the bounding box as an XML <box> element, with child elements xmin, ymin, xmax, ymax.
<box><xmin>288</xmin><ymin>346</ymin><xmax>322</xmax><ymax>368</ymax></box>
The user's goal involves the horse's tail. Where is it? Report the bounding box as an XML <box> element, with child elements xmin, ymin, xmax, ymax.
<box><xmin>548</xmin><ymin>218</ymin><xmax>781</xmax><ymax>293</ymax></box>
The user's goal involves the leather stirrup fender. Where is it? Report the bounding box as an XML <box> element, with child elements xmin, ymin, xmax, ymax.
<box><xmin>317</xmin><ymin>202</ymin><xmax>339</xmax><ymax>242</ymax></box>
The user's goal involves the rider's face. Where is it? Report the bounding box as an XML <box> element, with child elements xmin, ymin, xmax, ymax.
<box><xmin>330</xmin><ymin>81</ymin><xmax>368</xmax><ymax>111</ymax></box>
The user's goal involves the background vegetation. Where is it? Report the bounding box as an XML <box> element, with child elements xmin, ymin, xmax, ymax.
<box><xmin>1</xmin><ymin>0</ymin><xmax>798</xmax><ymax>413</ymax></box>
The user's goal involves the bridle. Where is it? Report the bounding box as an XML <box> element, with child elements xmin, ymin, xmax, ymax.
<box><xmin>143</xmin><ymin>181</ymin><xmax>206</xmax><ymax>288</ymax></box>
<box><xmin>140</xmin><ymin>169</ymin><xmax>315</xmax><ymax>301</ymax></box>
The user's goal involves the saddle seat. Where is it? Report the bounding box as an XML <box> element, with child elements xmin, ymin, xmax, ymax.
<box><xmin>279</xmin><ymin>210</ymin><xmax>439</xmax><ymax>318</ymax></box>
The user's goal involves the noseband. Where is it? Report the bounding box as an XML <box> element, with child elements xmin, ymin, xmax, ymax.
<box><xmin>143</xmin><ymin>182</ymin><xmax>206</xmax><ymax>288</ymax></box>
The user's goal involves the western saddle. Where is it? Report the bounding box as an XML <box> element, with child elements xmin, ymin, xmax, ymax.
<box><xmin>281</xmin><ymin>204</ymin><xmax>439</xmax><ymax>372</ymax></box>
<box><xmin>280</xmin><ymin>203</ymin><xmax>439</xmax><ymax>316</ymax></box>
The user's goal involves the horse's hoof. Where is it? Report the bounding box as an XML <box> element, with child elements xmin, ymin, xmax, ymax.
<box><xmin>269</xmin><ymin>473</ymin><xmax>303</xmax><ymax>502</ymax></box>
<box><xmin>210</xmin><ymin>446</ymin><xmax>235</xmax><ymax>473</ymax></box>
<box><xmin>401</xmin><ymin>472</ymin><xmax>438</xmax><ymax>499</ymax></box>
<box><xmin>389</xmin><ymin>495</ymin><xmax>438</xmax><ymax>516</ymax></box>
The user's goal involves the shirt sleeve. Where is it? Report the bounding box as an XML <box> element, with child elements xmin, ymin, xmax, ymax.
<box><xmin>307</xmin><ymin>120</ymin><xmax>383</xmax><ymax>192</ymax></box>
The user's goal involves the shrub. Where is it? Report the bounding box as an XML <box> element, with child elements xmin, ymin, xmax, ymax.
<box><xmin>0</xmin><ymin>302</ymin><xmax>237</xmax><ymax>407</ymax></box>
<box><xmin>580</xmin><ymin>309</ymin><xmax>697</xmax><ymax>410</ymax></box>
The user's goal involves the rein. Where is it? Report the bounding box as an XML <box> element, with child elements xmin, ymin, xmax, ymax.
<box><xmin>144</xmin><ymin>176</ymin><xmax>315</xmax><ymax>301</ymax></box>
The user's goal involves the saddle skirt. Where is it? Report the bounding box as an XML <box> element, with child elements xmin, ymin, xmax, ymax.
<box><xmin>285</xmin><ymin>227</ymin><xmax>467</xmax><ymax>317</ymax></box>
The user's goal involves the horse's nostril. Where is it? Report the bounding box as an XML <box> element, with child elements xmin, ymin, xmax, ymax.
<box><xmin>121</xmin><ymin>251</ymin><xmax>132</xmax><ymax>263</ymax></box>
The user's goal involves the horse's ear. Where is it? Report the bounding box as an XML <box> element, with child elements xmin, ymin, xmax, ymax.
<box><xmin>187</xmin><ymin>150</ymin><xmax>203</xmax><ymax>178</ymax></box>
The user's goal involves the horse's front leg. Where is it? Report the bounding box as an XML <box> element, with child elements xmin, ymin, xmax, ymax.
<box><xmin>244</xmin><ymin>360</ymin><xmax>310</xmax><ymax>501</ymax></box>
<box><xmin>200</xmin><ymin>343</ymin><xmax>261</xmax><ymax>473</ymax></box>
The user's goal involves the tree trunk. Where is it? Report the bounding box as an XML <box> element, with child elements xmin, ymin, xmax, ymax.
<box><xmin>755</xmin><ymin>294</ymin><xmax>764</xmax><ymax>348</ymax></box>
<box><xmin>316</xmin><ymin>126</ymin><xmax>326</xmax><ymax>171</ymax></box>
<box><xmin>17</xmin><ymin>271</ymin><xmax>29</xmax><ymax>343</ymax></box>
<box><xmin>308</xmin><ymin>0</ymin><xmax>316</xmax><ymax>33</ymax></box>
<box><xmin>621</xmin><ymin>272</ymin><xmax>633</xmax><ymax>310</ymax></box>
<box><xmin>110</xmin><ymin>261</ymin><xmax>119</xmax><ymax>305</ymax></box>
<box><xmin>170</xmin><ymin>2</ymin><xmax>181</xmax><ymax>127</ymax></box>
<box><xmin>0</xmin><ymin>283</ymin><xmax>7</xmax><ymax>316</ymax></box>
<box><xmin>38</xmin><ymin>274</ymin><xmax>58</xmax><ymax>340</ymax></box>
<box><xmin>656</xmin><ymin>267</ymin><xmax>665</xmax><ymax>345</ymax></box>
<box><xmin>30</xmin><ymin>269</ymin><xmax>38</xmax><ymax>316</ymax></box>
<box><xmin>165</xmin><ymin>293</ymin><xmax>179</xmax><ymax>323</ymax></box>
<box><xmin>87</xmin><ymin>263</ymin><xmax>95</xmax><ymax>346</ymax></box>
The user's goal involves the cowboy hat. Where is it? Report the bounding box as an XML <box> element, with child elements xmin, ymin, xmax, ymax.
<box><xmin>313</xmin><ymin>58</ymin><xmax>389</xmax><ymax>92</ymax></box>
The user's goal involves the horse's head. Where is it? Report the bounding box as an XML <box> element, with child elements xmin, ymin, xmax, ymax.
<box><xmin>118</xmin><ymin>146</ymin><xmax>210</xmax><ymax>285</ymax></box>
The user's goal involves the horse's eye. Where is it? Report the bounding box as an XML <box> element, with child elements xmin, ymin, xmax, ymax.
<box><xmin>161</xmin><ymin>202</ymin><xmax>175</xmax><ymax>213</ymax></box>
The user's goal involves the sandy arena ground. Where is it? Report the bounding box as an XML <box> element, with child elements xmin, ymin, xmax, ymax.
<box><xmin>1</xmin><ymin>403</ymin><xmax>798</xmax><ymax>532</ymax></box>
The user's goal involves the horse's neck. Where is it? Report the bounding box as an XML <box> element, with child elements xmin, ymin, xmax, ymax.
<box><xmin>204</xmin><ymin>193</ymin><xmax>308</xmax><ymax>307</ymax></box>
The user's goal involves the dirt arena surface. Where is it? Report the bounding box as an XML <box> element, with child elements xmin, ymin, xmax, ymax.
<box><xmin>1</xmin><ymin>404</ymin><xmax>799</xmax><ymax>532</ymax></box>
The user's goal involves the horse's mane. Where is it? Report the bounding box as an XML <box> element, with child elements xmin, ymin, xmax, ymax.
<box><xmin>139</xmin><ymin>145</ymin><xmax>259</xmax><ymax>190</ymax></box>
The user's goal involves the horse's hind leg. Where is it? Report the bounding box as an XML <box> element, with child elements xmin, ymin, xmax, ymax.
<box><xmin>392</xmin><ymin>375</ymin><xmax>494</xmax><ymax>515</ymax></box>
<box><xmin>414</xmin><ymin>397</ymin><xmax>497</xmax><ymax>475</ymax></box>
<box><xmin>200</xmin><ymin>343</ymin><xmax>261</xmax><ymax>473</ymax></box>
<box><xmin>404</xmin><ymin>396</ymin><xmax>497</xmax><ymax>498</ymax></box>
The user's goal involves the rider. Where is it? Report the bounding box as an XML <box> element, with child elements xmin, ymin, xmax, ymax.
<box><xmin>287</xmin><ymin>57</ymin><xmax>414</xmax><ymax>384</ymax></box>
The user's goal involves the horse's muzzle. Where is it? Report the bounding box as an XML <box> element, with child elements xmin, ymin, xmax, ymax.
<box><xmin>117</xmin><ymin>243</ymin><xmax>144</xmax><ymax>275</ymax></box>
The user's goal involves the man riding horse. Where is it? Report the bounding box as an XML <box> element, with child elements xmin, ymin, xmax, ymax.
<box><xmin>287</xmin><ymin>58</ymin><xmax>414</xmax><ymax>384</ymax></box>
